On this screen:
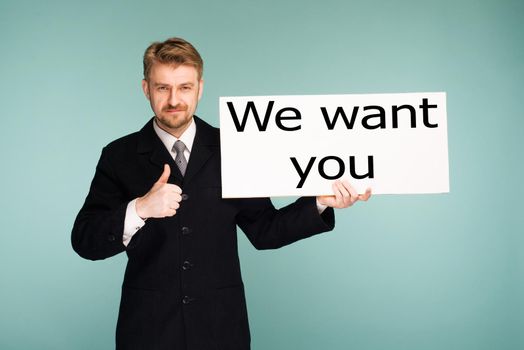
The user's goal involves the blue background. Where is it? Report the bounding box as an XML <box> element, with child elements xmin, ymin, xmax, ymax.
<box><xmin>1</xmin><ymin>0</ymin><xmax>522</xmax><ymax>349</ymax></box>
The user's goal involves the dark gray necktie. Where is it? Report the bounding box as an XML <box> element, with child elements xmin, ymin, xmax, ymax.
<box><xmin>172</xmin><ymin>140</ymin><xmax>188</xmax><ymax>176</ymax></box>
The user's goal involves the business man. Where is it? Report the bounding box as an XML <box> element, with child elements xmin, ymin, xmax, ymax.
<box><xmin>72</xmin><ymin>37</ymin><xmax>371</xmax><ymax>350</ymax></box>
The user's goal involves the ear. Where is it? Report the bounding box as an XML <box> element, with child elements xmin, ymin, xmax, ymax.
<box><xmin>197</xmin><ymin>79</ymin><xmax>204</xmax><ymax>101</ymax></box>
<box><xmin>142</xmin><ymin>79</ymin><xmax>150</xmax><ymax>100</ymax></box>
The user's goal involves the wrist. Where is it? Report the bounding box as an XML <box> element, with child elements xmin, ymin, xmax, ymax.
<box><xmin>315</xmin><ymin>198</ymin><xmax>328</xmax><ymax>213</ymax></box>
<box><xmin>135</xmin><ymin>197</ymin><xmax>149</xmax><ymax>220</ymax></box>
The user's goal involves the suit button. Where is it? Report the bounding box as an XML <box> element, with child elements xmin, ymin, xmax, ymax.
<box><xmin>182</xmin><ymin>296</ymin><xmax>195</xmax><ymax>304</ymax></box>
<box><xmin>107</xmin><ymin>234</ymin><xmax>116</xmax><ymax>242</ymax></box>
<box><xmin>181</xmin><ymin>227</ymin><xmax>191</xmax><ymax>235</ymax></box>
<box><xmin>182</xmin><ymin>260</ymin><xmax>193</xmax><ymax>271</ymax></box>
<box><xmin>181</xmin><ymin>193</ymin><xmax>189</xmax><ymax>201</ymax></box>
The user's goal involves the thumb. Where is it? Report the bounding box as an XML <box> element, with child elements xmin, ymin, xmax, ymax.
<box><xmin>156</xmin><ymin>164</ymin><xmax>170</xmax><ymax>184</ymax></box>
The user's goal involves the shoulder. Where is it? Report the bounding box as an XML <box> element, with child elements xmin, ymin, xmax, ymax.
<box><xmin>102</xmin><ymin>130</ymin><xmax>140</xmax><ymax>156</ymax></box>
<box><xmin>194</xmin><ymin>116</ymin><xmax>220</xmax><ymax>146</ymax></box>
<box><xmin>100</xmin><ymin>119</ymin><xmax>155</xmax><ymax>160</ymax></box>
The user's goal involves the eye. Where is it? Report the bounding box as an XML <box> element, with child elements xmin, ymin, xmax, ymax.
<box><xmin>157</xmin><ymin>86</ymin><xmax>169</xmax><ymax>91</ymax></box>
<box><xmin>181</xmin><ymin>85</ymin><xmax>192</xmax><ymax>91</ymax></box>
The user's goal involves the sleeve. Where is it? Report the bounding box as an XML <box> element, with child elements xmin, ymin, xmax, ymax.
<box><xmin>235</xmin><ymin>196</ymin><xmax>335</xmax><ymax>250</ymax></box>
<box><xmin>71</xmin><ymin>147</ymin><xmax>129</xmax><ymax>260</ymax></box>
<box><xmin>123</xmin><ymin>199</ymin><xmax>146</xmax><ymax>246</ymax></box>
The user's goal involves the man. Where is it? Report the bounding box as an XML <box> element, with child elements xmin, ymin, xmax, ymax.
<box><xmin>72</xmin><ymin>37</ymin><xmax>371</xmax><ymax>350</ymax></box>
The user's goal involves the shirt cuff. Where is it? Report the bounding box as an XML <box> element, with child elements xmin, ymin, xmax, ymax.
<box><xmin>123</xmin><ymin>198</ymin><xmax>146</xmax><ymax>247</ymax></box>
<box><xmin>316</xmin><ymin>199</ymin><xmax>328</xmax><ymax>214</ymax></box>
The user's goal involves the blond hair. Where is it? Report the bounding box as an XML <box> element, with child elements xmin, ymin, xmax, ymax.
<box><xmin>143</xmin><ymin>37</ymin><xmax>203</xmax><ymax>80</ymax></box>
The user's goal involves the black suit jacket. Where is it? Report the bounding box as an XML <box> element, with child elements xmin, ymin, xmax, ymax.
<box><xmin>72</xmin><ymin>116</ymin><xmax>335</xmax><ymax>350</ymax></box>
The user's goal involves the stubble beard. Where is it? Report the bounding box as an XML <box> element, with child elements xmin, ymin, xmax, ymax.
<box><xmin>155</xmin><ymin>106</ymin><xmax>194</xmax><ymax>137</ymax></box>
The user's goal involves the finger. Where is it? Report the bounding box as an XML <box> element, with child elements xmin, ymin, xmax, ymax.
<box><xmin>347</xmin><ymin>183</ymin><xmax>359</xmax><ymax>200</ymax></box>
<box><xmin>337</xmin><ymin>179</ymin><xmax>351</xmax><ymax>198</ymax></box>
<box><xmin>165</xmin><ymin>193</ymin><xmax>182</xmax><ymax>208</ymax></box>
<box><xmin>331</xmin><ymin>180</ymin><xmax>344</xmax><ymax>207</ymax></box>
<box><xmin>340</xmin><ymin>179</ymin><xmax>358</xmax><ymax>205</ymax></box>
<box><xmin>165</xmin><ymin>184</ymin><xmax>183</xmax><ymax>194</ymax></box>
<box><xmin>358</xmin><ymin>188</ymin><xmax>372</xmax><ymax>201</ymax></box>
<box><xmin>164</xmin><ymin>208</ymin><xmax>177</xmax><ymax>217</ymax></box>
<box><xmin>336</xmin><ymin>180</ymin><xmax>352</xmax><ymax>207</ymax></box>
<box><xmin>157</xmin><ymin>164</ymin><xmax>171</xmax><ymax>184</ymax></box>
<box><xmin>171</xmin><ymin>193</ymin><xmax>182</xmax><ymax>204</ymax></box>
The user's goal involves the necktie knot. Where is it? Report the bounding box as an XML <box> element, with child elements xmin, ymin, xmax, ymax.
<box><xmin>173</xmin><ymin>140</ymin><xmax>186</xmax><ymax>154</ymax></box>
<box><xmin>172</xmin><ymin>140</ymin><xmax>188</xmax><ymax>176</ymax></box>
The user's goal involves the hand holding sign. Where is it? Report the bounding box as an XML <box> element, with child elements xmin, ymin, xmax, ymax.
<box><xmin>136</xmin><ymin>164</ymin><xmax>183</xmax><ymax>219</ymax></box>
<box><xmin>317</xmin><ymin>180</ymin><xmax>372</xmax><ymax>208</ymax></box>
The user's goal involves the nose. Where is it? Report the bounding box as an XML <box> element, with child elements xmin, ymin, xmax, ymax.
<box><xmin>168</xmin><ymin>89</ymin><xmax>180</xmax><ymax>106</ymax></box>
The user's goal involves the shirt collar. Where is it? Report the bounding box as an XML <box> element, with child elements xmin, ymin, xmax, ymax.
<box><xmin>153</xmin><ymin>117</ymin><xmax>196</xmax><ymax>153</ymax></box>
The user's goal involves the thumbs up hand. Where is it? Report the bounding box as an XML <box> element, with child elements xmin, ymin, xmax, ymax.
<box><xmin>136</xmin><ymin>164</ymin><xmax>183</xmax><ymax>219</ymax></box>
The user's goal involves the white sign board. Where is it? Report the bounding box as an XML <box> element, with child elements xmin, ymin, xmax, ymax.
<box><xmin>219</xmin><ymin>92</ymin><xmax>449</xmax><ymax>198</ymax></box>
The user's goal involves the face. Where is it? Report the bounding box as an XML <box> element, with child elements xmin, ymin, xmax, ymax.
<box><xmin>142</xmin><ymin>63</ymin><xmax>203</xmax><ymax>137</ymax></box>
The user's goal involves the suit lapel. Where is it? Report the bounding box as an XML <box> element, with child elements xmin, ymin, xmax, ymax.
<box><xmin>183</xmin><ymin>116</ymin><xmax>219</xmax><ymax>186</ymax></box>
<box><xmin>137</xmin><ymin>118</ymin><xmax>184</xmax><ymax>184</ymax></box>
